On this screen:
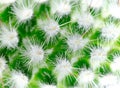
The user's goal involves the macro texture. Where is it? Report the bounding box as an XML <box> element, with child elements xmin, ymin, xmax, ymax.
<box><xmin>0</xmin><ymin>0</ymin><xmax>120</xmax><ymax>88</ymax></box>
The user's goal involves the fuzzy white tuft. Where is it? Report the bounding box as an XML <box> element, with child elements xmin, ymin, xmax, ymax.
<box><xmin>110</xmin><ymin>54</ymin><xmax>120</xmax><ymax>73</ymax></box>
<box><xmin>106</xmin><ymin>83</ymin><xmax>120</xmax><ymax>88</ymax></box>
<box><xmin>34</xmin><ymin>0</ymin><xmax>48</xmax><ymax>4</ymax></box>
<box><xmin>101</xmin><ymin>24</ymin><xmax>120</xmax><ymax>41</ymax></box>
<box><xmin>0</xmin><ymin>57</ymin><xmax>6</xmax><ymax>72</ymax></box>
<box><xmin>71</xmin><ymin>9</ymin><xmax>94</xmax><ymax>28</ymax></box>
<box><xmin>51</xmin><ymin>0</ymin><xmax>71</xmax><ymax>16</ymax></box>
<box><xmin>0</xmin><ymin>57</ymin><xmax>6</xmax><ymax>78</ymax></box>
<box><xmin>12</xmin><ymin>0</ymin><xmax>35</xmax><ymax>22</ymax></box>
<box><xmin>82</xmin><ymin>0</ymin><xmax>104</xmax><ymax>9</ymax></box>
<box><xmin>22</xmin><ymin>39</ymin><xmax>44</xmax><ymax>66</ymax></box>
<box><xmin>38</xmin><ymin>19</ymin><xmax>60</xmax><ymax>39</ymax></box>
<box><xmin>77</xmin><ymin>13</ymin><xmax>94</xmax><ymax>29</ymax></box>
<box><xmin>109</xmin><ymin>3</ymin><xmax>120</xmax><ymax>19</ymax></box>
<box><xmin>54</xmin><ymin>59</ymin><xmax>72</xmax><ymax>81</ymax></box>
<box><xmin>99</xmin><ymin>74</ymin><xmax>118</xmax><ymax>88</ymax></box>
<box><xmin>90</xmin><ymin>46</ymin><xmax>108</xmax><ymax>70</ymax></box>
<box><xmin>41</xmin><ymin>84</ymin><xmax>57</xmax><ymax>88</ymax></box>
<box><xmin>0</xmin><ymin>25</ymin><xmax>19</xmax><ymax>48</ymax></box>
<box><xmin>0</xmin><ymin>0</ymin><xmax>16</xmax><ymax>4</ymax></box>
<box><xmin>9</xmin><ymin>71</ymin><xmax>28</xmax><ymax>88</ymax></box>
<box><xmin>77</xmin><ymin>69</ymin><xmax>95</xmax><ymax>87</ymax></box>
<box><xmin>67</xmin><ymin>34</ymin><xmax>88</xmax><ymax>52</ymax></box>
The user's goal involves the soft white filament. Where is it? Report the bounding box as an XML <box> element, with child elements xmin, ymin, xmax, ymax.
<box><xmin>109</xmin><ymin>3</ymin><xmax>120</xmax><ymax>19</ymax></box>
<box><xmin>0</xmin><ymin>57</ymin><xmax>6</xmax><ymax>78</ymax></box>
<box><xmin>78</xmin><ymin>70</ymin><xmax>95</xmax><ymax>87</ymax></box>
<box><xmin>101</xmin><ymin>24</ymin><xmax>120</xmax><ymax>41</ymax></box>
<box><xmin>41</xmin><ymin>84</ymin><xmax>57</xmax><ymax>88</ymax></box>
<box><xmin>0</xmin><ymin>0</ymin><xmax>16</xmax><ymax>4</ymax></box>
<box><xmin>0</xmin><ymin>26</ymin><xmax>19</xmax><ymax>48</ymax></box>
<box><xmin>12</xmin><ymin>0</ymin><xmax>34</xmax><ymax>22</ymax></box>
<box><xmin>38</xmin><ymin>19</ymin><xmax>60</xmax><ymax>38</ymax></box>
<box><xmin>82</xmin><ymin>0</ymin><xmax>103</xmax><ymax>9</ymax></box>
<box><xmin>90</xmin><ymin>47</ymin><xmax>108</xmax><ymax>70</ymax></box>
<box><xmin>110</xmin><ymin>54</ymin><xmax>120</xmax><ymax>73</ymax></box>
<box><xmin>51</xmin><ymin>0</ymin><xmax>71</xmax><ymax>16</ymax></box>
<box><xmin>34</xmin><ymin>0</ymin><xmax>48</xmax><ymax>4</ymax></box>
<box><xmin>99</xmin><ymin>74</ymin><xmax>118</xmax><ymax>88</ymax></box>
<box><xmin>22</xmin><ymin>39</ymin><xmax>44</xmax><ymax>65</ymax></box>
<box><xmin>67</xmin><ymin>34</ymin><xmax>88</xmax><ymax>51</ymax></box>
<box><xmin>10</xmin><ymin>71</ymin><xmax>28</xmax><ymax>88</ymax></box>
<box><xmin>54</xmin><ymin>59</ymin><xmax>72</xmax><ymax>81</ymax></box>
<box><xmin>77</xmin><ymin>13</ymin><xmax>94</xmax><ymax>29</ymax></box>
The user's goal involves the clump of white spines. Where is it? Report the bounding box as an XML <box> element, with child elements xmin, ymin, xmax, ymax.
<box><xmin>89</xmin><ymin>46</ymin><xmax>108</xmax><ymax>70</ymax></box>
<box><xmin>67</xmin><ymin>34</ymin><xmax>88</xmax><ymax>52</ymax></box>
<box><xmin>81</xmin><ymin>0</ymin><xmax>104</xmax><ymax>9</ymax></box>
<box><xmin>0</xmin><ymin>57</ymin><xmax>6</xmax><ymax>78</ymax></box>
<box><xmin>77</xmin><ymin>13</ymin><xmax>94</xmax><ymax>29</ymax></box>
<box><xmin>99</xmin><ymin>74</ymin><xmax>118</xmax><ymax>88</ymax></box>
<box><xmin>38</xmin><ymin>18</ymin><xmax>60</xmax><ymax>40</ymax></box>
<box><xmin>110</xmin><ymin>54</ymin><xmax>120</xmax><ymax>73</ymax></box>
<box><xmin>12</xmin><ymin>0</ymin><xmax>35</xmax><ymax>22</ymax></box>
<box><xmin>77</xmin><ymin>69</ymin><xmax>96</xmax><ymax>87</ymax></box>
<box><xmin>34</xmin><ymin>0</ymin><xmax>48</xmax><ymax>4</ymax></box>
<box><xmin>54</xmin><ymin>59</ymin><xmax>72</xmax><ymax>81</ymax></box>
<box><xmin>0</xmin><ymin>0</ymin><xmax>16</xmax><ymax>4</ymax></box>
<box><xmin>40</xmin><ymin>84</ymin><xmax>57</xmax><ymax>88</ymax></box>
<box><xmin>9</xmin><ymin>71</ymin><xmax>28</xmax><ymax>88</ymax></box>
<box><xmin>109</xmin><ymin>2</ymin><xmax>120</xmax><ymax>19</ymax></box>
<box><xmin>1</xmin><ymin>0</ymin><xmax>120</xmax><ymax>88</ymax></box>
<box><xmin>21</xmin><ymin>39</ymin><xmax>44</xmax><ymax>66</ymax></box>
<box><xmin>101</xmin><ymin>24</ymin><xmax>120</xmax><ymax>41</ymax></box>
<box><xmin>0</xmin><ymin>25</ymin><xmax>19</xmax><ymax>48</ymax></box>
<box><xmin>51</xmin><ymin>0</ymin><xmax>71</xmax><ymax>16</ymax></box>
